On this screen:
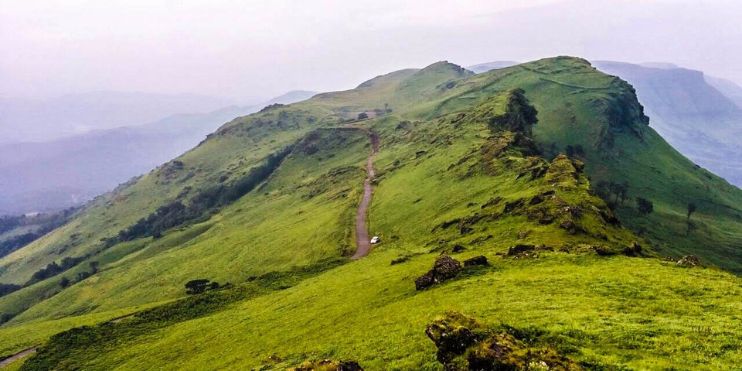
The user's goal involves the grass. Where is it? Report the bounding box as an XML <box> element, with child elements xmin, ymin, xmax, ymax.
<box><xmin>0</xmin><ymin>57</ymin><xmax>740</xmax><ymax>369</ymax></box>
<box><xmin>18</xmin><ymin>253</ymin><xmax>742</xmax><ymax>370</ymax></box>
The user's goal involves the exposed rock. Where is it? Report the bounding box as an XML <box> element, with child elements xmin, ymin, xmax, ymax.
<box><xmin>529</xmin><ymin>194</ymin><xmax>545</xmax><ymax>205</ymax></box>
<box><xmin>599</xmin><ymin>208</ymin><xmax>621</xmax><ymax>225</ymax></box>
<box><xmin>426</xmin><ymin>312</ymin><xmax>581</xmax><ymax>370</ymax></box>
<box><xmin>560</xmin><ymin>220</ymin><xmax>578</xmax><ymax>234</ymax></box>
<box><xmin>622</xmin><ymin>241</ymin><xmax>642</xmax><ymax>256</ymax></box>
<box><xmin>503</xmin><ymin>199</ymin><xmax>524</xmax><ymax>213</ymax></box>
<box><xmin>425</xmin><ymin>311</ymin><xmax>486</xmax><ymax>364</ymax></box>
<box><xmin>507</xmin><ymin>244</ymin><xmax>535</xmax><ymax>256</ymax></box>
<box><xmin>415</xmin><ymin>272</ymin><xmax>435</xmax><ymax>290</ymax></box>
<box><xmin>415</xmin><ymin>255</ymin><xmax>462</xmax><ymax>290</ymax></box>
<box><xmin>390</xmin><ymin>255</ymin><xmax>410</xmax><ymax>265</ymax></box>
<box><xmin>463</xmin><ymin>256</ymin><xmax>489</xmax><ymax>267</ymax></box>
<box><xmin>677</xmin><ymin>255</ymin><xmax>702</xmax><ymax>268</ymax></box>
<box><xmin>538</xmin><ymin>215</ymin><xmax>555</xmax><ymax>225</ymax></box>
<box><xmin>592</xmin><ymin>245</ymin><xmax>616</xmax><ymax>256</ymax></box>
<box><xmin>451</xmin><ymin>244</ymin><xmax>466</xmax><ymax>253</ymax></box>
<box><xmin>291</xmin><ymin>359</ymin><xmax>363</xmax><ymax>371</ymax></box>
<box><xmin>480</xmin><ymin>196</ymin><xmax>503</xmax><ymax>209</ymax></box>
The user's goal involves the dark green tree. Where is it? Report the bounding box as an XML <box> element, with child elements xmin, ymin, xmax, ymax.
<box><xmin>687</xmin><ymin>202</ymin><xmax>697</xmax><ymax>221</ymax></box>
<box><xmin>636</xmin><ymin>197</ymin><xmax>654</xmax><ymax>215</ymax></box>
<box><xmin>185</xmin><ymin>279</ymin><xmax>214</xmax><ymax>295</ymax></box>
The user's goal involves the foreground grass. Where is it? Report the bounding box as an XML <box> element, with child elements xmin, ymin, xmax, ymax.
<box><xmin>21</xmin><ymin>252</ymin><xmax>741</xmax><ymax>370</ymax></box>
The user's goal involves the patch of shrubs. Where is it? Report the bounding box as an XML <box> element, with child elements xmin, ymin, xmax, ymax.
<box><xmin>0</xmin><ymin>208</ymin><xmax>76</xmax><ymax>259</ymax></box>
<box><xmin>184</xmin><ymin>279</ymin><xmax>220</xmax><ymax>295</ymax></box>
<box><xmin>27</xmin><ymin>256</ymin><xmax>86</xmax><ymax>285</ymax></box>
<box><xmin>636</xmin><ymin>197</ymin><xmax>654</xmax><ymax>215</ymax></box>
<box><xmin>0</xmin><ymin>283</ymin><xmax>21</xmax><ymax>298</ymax></box>
<box><xmin>117</xmin><ymin>146</ymin><xmax>293</xmax><ymax>242</ymax></box>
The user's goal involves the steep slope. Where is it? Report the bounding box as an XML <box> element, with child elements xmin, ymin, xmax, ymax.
<box><xmin>592</xmin><ymin>61</ymin><xmax>742</xmax><ymax>186</ymax></box>
<box><xmin>0</xmin><ymin>91</ymin><xmax>317</xmax><ymax>215</ymax></box>
<box><xmin>461</xmin><ymin>58</ymin><xmax>741</xmax><ymax>271</ymax></box>
<box><xmin>1</xmin><ymin>58</ymin><xmax>741</xmax><ymax>369</ymax></box>
<box><xmin>706</xmin><ymin>75</ymin><xmax>742</xmax><ymax>108</ymax></box>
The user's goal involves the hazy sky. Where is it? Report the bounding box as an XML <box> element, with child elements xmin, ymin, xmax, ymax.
<box><xmin>2</xmin><ymin>0</ymin><xmax>742</xmax><ymax>102</ymax></box>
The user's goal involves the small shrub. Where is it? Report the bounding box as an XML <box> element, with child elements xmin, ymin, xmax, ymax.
<box><xmin>185</xmin><ymin>279</ymin><xmax>219</xmax><ymax>295</ymax></box>
<box><xmin>636</xmin><ymin>197</ymin><xmax>654</xmax><ymax>215</ymax></box>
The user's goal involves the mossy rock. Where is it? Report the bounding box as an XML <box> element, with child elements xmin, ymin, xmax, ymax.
<box><xmin>426</xmin><ymin>312</ymin><xmax>581</xmax><ymax>370</ymax></box>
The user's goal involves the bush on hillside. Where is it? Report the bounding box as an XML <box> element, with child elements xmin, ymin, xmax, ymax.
<box><xmin>0</xmin><ymin>283</ymin><xmax>21</xmax><ymax>297</ymax></box>
<box><xmin>27</xmin><ymin>255</ymin><xmax>86</xmax><ymax>285</ymax></box>
<box><xmin>636</xmin><ymin>197</ymin><xmax>654</xmax><ymax>215</ymax></box>
<box><xmin>185</xmin><ymin>279</ymin><xmax>219</xmax><ymax>295</ymax></box>
<box><xmin>117</xmin><ymin>146</ymin><xmax>293</xmax><ymax>243</ymax></box>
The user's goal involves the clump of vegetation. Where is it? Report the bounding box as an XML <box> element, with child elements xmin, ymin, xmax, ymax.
<box><xmin>594</xmin><ymin>180</ymin><xmax>629</xmax><ymax>208</ymax></box>
<box><xmin>686</xmin><ymin>202</ymin><xmax>697</xmax><ymax>221</ymax></box>
<box><xmin>117</xmin><ymin>145</ymin><xmax>293</xmax><ymax>242</ymax></box>
<box><xmin>0</xmin><ymin>208</ymin><xmax>76</xmax><ymax>259</ymax></box>
<box><xmin>635</xmin><ymin>197</ymin><xmax>654</xmax><ymax>215</ymax></box>
<box><xmin>0</xmin><ymin>283</ymin><xmax>21</xmax><ymax>298</ymax></box>
<box><xmin>20</xmin><ymin>284</ymin><xmax>260</xmax><ymax>370</ymax></box>
<box><xmin>184</xmin><ymin>279</ymin><xmax>219</xmax><ymax>295</ymax></box>
<box><xmin>27</xmin><ymin>256</ymin><xmax>86</xmax><ymax>285</ymax></box>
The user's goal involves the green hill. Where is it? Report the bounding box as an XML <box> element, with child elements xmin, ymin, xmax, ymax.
<box><xmin>0</xmin><ymin>57</ymin><xmax>740</xmax><ymax>370</ymax></box>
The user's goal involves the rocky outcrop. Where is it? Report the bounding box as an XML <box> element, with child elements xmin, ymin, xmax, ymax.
<box><xmin>291</xmin><ymin>359</ymin><xmax>363</xmax><ymax>371</ymax></box>
<box><xmin>426</xmin><ymin>312</ymin><xmax>581</xmax><ymax>370</ymax></box>
<box><xmin>676</xmin><ymin>255</ymin><xmax>702</xmax><ymax>268</ymax></box>
<box><xmin>415</xmin><ymin>255</ymin><xmax>462</xmax><ymax>290</ymax></box>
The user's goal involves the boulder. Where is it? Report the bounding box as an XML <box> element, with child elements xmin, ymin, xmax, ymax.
<box><xmin>507</xmin><ymin>244</ymin><xmax>535</xmax><ymax>256</ymax></box>
<box><xmin>622</xmin><ymin>242</ymin><xmax>642</xmax><ymax>256</ymax></box>
<box><xmin>677</xmin><ymin>255</ymin><xmax>702</xmax><ymax>268</ymax></box>
<box><xmin>463</xmin><ymin>256</ymin><xmax>489</xmax><ymax>267</ymax></box>
<box><xmin>426</xmin><ymin>312</ymin><xmax>581</xmax><ymax>370</ymax></box>
<box><xmin>415</xmin><ymin>255</ymin><xmax>462</xmax><ymax>290</ymax></box>
<box><xmin>291</xmin><ymin>359</ymin><xmax>363</xmax><ymax>371</ymax></box>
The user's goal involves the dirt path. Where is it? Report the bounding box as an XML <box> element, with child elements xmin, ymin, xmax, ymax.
<box><xmin>351</xmin><ymin>130</ymin><xmax>380</xmax><ymax>259</ymax></box>
<box><xmin>0</xmin><ymin>346</ymin><xmax>37</xmax><ymax>368</ymax></box>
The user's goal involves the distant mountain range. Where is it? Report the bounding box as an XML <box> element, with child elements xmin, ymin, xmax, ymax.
<box><xmin>592</xmin><ymin>61</ymin><xmax>742</xmax><ymax>187</ymax></box>
<box><xmin>0</xmin><ymin>91</ymin><xmax>316</xmax><ymax>215</ymax></box>
<box><xmin>0</xmin><ymin>91</ymin><xmax>238</xmax><ymax>144</ymax></box>
<box><xmin>468</xmin><ymin>60</ymin><xmax>742</xmax><ymax>186</ymax></box>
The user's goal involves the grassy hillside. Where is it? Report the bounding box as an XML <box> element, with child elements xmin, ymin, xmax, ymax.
<box><xmin>0</xmin><ymin>57</ymin><xmax>740</xmax><ymax>370</ymax></box>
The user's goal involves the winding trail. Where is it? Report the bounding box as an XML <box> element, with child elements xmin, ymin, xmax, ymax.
<box><xmin>0</xmin><ymin>346</ymin><xmax>37</xmax><ymax>367</ymax></box>
<box><xmin>351</xmin><ymin>129</ymin><xmax>380</xmax><ymax>259</ymax></box>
